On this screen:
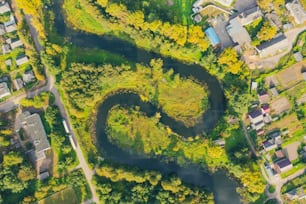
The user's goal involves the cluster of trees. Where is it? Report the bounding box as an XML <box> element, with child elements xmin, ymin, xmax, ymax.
<box><xmin>94</xmin><ymin>163</ymin><xmax>214</xmax><ymax>204</ymax></box>
<box><xmin>20</xmin><ymin>92</ymin><xmax>53</xmax><ymax>109</ymax></box>
<box><xmin>62</xmin><ymin>60</ymin><xmax>208</xmax><ymax>126</ymax></box>
<box><xmin>44</xmin><ymin>105</ymin><xmax>77</xmax><ymax>174</ymax></box>
<box><xmin>64</xmin><ymin>0</ymin><xmax>209</xmax><ymax>63</ymax></box>
<box><xmin>218</xmin><ymin>48</ymin><xmax>245</xmax><ymax>75</ymax></box>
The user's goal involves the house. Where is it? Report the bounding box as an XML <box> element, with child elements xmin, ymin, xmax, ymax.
<box><xmin>285</xmin><ymin>187</ymin><xmax>306</xmax><ymax>201</ymax></box>
<box><xmin>265</xmin><ymin>12</ymin><xmax>282</xmax><ymax>30</ymax></box>
<box><xmin>37</xmin><ymin>171</ymin><xmax>49</xmax><ymax>180</ymax></box>
<box><xmin>269</xmin><ymin>131</ymin><xmax>281</xmax><ymax>142</ymax></box>
<box><xmin>263</xmin><ymin>139</ymin><xmax>277</xmax><ymax>151</ymax></box>
<box><xmin>264</xmin><ymin>164</ymin><xmax>274</xmax><ymax>177</ymax></box>
<box><xmin>275</xmin><ymin>149</ymin><xmax>285</xmax><ymax>159</ymax></box>
<box><xmin>9</xmin><ymin>38</ymin><xmax>23</xmax><ymax>49</ymax></box>
<box><xmin>22</xmin><ymin>70</ymin><xmax>35</xmax><ymax>84</ymax></box>
<box><xmin>251</xmin><ymin>81</ymin><xmax>258</xmax><ymax>90</ymax></box>
<box><xmin>274</xmin><ymin>158</ymin><xmax>293</xmax><ymax>173</ymax></box>
<box><xmin>4</xmin><ymin>23</ymin><xmax>16</xmax><ymax>33</ymax></box>
<box><xmin>18</xmin><ymin>112</ymin><xmax>51</xmax><ymax>161</ymax></box>
<box><xmin>5</xmin><ymin>59</ymin><xmax>11</xmax><ymax>66</ymax></box>
<box><xmin>270</xmin><ymin>87</ymin><xmax>279</xmax><ymax>97</ymax></box>
<box><xmin>16</xmin><ymin>55</ymin><xmax>29</xmax><ymax>66</ymax></box>
<box><xmin>0</xmin><ymin>24</ymin><xmax>5</xmax><ymax>35</ymax></box>
<box><xmin>248</xmin><ymin>109</ymin><xmax>264</xmax><ymax>124</ymax></box>
<box><xmin>0</xmin><ymin>82</ymin><xmax>10</xmax><ymax>99</ymax></box>
<box><xmin>213</xmin><ymin>139</ymin><xmax>225</xmax><ymax>147</ymax></box>
<box><xmin>256</xmin><ymin>34</ymin><xmax>289</xmax><ymax>58</ymax></box>
<box><xmin>238</xmin><ymin>7</ymin><xmax>263</xmax><ymax>26</ymax></box>
<box><xmin>261</xmin><ymin>104</ymin><xmax>270</xmax><ymax>113</ymax></box>
<box><xmin>286</xmin><ymin>0</ymin><xmax>306</xmax><ymax>25</ymax></box>
<box><xmin>205</xmin><ymin>27</ymin><xmax>221</xmax><ymax>47</ymax></box>
<box><xmin>2</xmin><ymin>43</ymin><xmax>10</xmax><ymax>54</ymax></box>
<box><xmin>257</xmin><ymin>129</ymin><xmax>264</xmax><ymax>135</ymax></box>
<box><xmin>193</xmin><ymin>0</ymin><xmax>204</xmax><ymax>8</ymax></box>
<box><xmin>302</xmin><ymin>72</ymin><xmax>306</xmax><ymax>81</ymax></box>
<box><xmin>0</xmin><ymin>1</ymin><xmax>11</xmax><ymax>14</ymax></box>
<box><xmin>258</xmin><ymin>91</ymin><xmax>269</xmax><ymax>104</ymax></box>
<box><xmin>293</xmin><ymin>52</ymin><xmax>303</xmax><ymax>62</ymax></box>
<box><xmin>226</xmin><ymin>17</ymin><xmax>251</xmax><ymax>47</ymax></box>
<box><xmin>253</xmin><ymin>121</ymin><xmax>265</xmax><ymax>130</ymax></box>
<box><xmin>13</xmin><ymin>78</ymin><xmax>23</xmax><ymax>90</ymax></box>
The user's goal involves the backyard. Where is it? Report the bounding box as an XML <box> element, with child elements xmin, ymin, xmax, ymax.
<box><xmin>38</xmin><ymin>188</ymin><xmax>77</xmax><ymax>204</ymax></box>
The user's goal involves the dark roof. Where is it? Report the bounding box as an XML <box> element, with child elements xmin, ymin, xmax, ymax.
<box><xmin>276</xmin><ymin>158</ymin><xmax>291</xmax><ymax>169</ymax></box>
<box><xmin>256</xmin><ymin>34</ymin><xmax>287</xmax><ymax>51</ymax></box>
<box><xmin>249</xmin><ymin>109</ymin><xmax>262</xmax><ymax>118</ymax></box>
<box><xmin>263</xmin><ymin>140</ymin><xmax>274</xmax><ymax>148</ymax></box>
<box><xmin>269</xmin><ymin>131</ymin><xmax>281</xmax><ymax>139</ymax></box>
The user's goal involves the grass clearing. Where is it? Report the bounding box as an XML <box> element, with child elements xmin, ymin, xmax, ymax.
<box><xmin>39</xmin><ymin>188</ymin><xmax>77</xmax><ymax>204</ymax></box>
<box><xmin>286</xmin><ymin>81</ymin><xmax>306</xmax><ymax>99</ymax></box>
<box><xmin>266</xmin><ymin>113</ymin><xmax>303</xmax><ymax>138</ymax></box>
<box><xmin>275</xmin><ymin>62</ymin><xmax>305</xmax><ymax>89</ymax></box>
<box><xmin>280</xmin><ymin>162</ymin><xmax>304</xmax><ymax>179</ymax></box>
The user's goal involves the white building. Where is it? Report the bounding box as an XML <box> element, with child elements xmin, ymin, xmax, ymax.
<box><xmin>0</xmin><ymin>82</ymin><xmax>10</xmax><ymax>99</ymax></box>
<box><xmin>286</xmin><ymin>0</ymin><xmax>306</xmax><ymax>24</ymax></box>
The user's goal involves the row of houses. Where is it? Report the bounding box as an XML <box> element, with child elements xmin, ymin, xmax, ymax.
<box><xmin>0</xmin><ymin>70</ymin><xmax>36</xmax><ymax>99</ymax></box>
<box><xmin>2</xmin><ymin>37</ymin><xmax>23</xmax><ymax>54</ymax></box>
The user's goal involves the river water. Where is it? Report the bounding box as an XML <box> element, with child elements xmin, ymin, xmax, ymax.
<box><xmin>52</xmin><ymin>1</ymin><xmax>241</xmax><ymax>203</ymax></box>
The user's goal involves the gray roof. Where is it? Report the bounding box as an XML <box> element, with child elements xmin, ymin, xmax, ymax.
<box><xmin>293</xmin><ymin>52</ymin><xmax>303</xmax><ymax>62</ymax></box>
<box><xmin>16</xmin><ymin>55</ymin><xmax>29</xmax><ymax>66</ymax></box>
<box><xmin>302</xmin><ymin>72</ymin><xmax>306</xmax><ymax>81</ymax></box>
<box><xmin>256</xmin><ymin>34</ymin><xmax>289</xmax><ymax>58</ymax></box>
<box><xmin>0</xmin><ymin>2</ymin><xmax>11</xmax><ymax>14</ymax></box>
<box><xmin>2</xmin><ymin>43</ymin><xmax>10</xmax><ymax>54</ymax></box>
<box><xmin>23</xmin><ymin>70</ymin><xmax>35</xmax><ymax>83</ymax></box>
<box><xmin>0</xmin><ymin>81</ymin><xmax>10</xmax><ymax>98</ymax></box>
<box><xmin>226</xmin><ymin>18</ymin><xmax>251</xmax><ymax>47</ymax></box>
<box><xmin>13</xmin><ymin>78</ymin><xmax>23</xmax><ymax>90</ymax></box>
<box><xmin>238</xmin><ymin>7</ymin><xmax>263</xmax><ymax>26</ymax></box>
<box><xmin>0</xmin><ymin>24</ymin><xmax>5</xmax><ymax>35</ymax></box>
<box><xmin>286</xmin><ymin>0</ymin><xmax>306</xmax><ymax>24</ymax></box>
<box><xmin>10</xmin><ymin>38</ymin><xmax>23</xmax><ymax>49</ymax></box>
<box><xmin>4</xmin><ymin>23</ymin><xmax>16</xmax><ymax>33</ymax></box>
<box><xmin>19</xmin><ymin>112</ymin><xmax>50</xmax><ymax>160</ymax></box>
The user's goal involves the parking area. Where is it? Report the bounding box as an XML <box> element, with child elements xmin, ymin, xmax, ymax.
<box><xmin>213</xmin><ymin>16</ymin><xmax>234</xmax><ymax>49</ymax></box>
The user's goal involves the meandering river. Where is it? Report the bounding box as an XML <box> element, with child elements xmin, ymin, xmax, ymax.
<box><xmin>52</xmin><ymin>1</ymin><xmax>241</xmax><ymax>203</ymax></box>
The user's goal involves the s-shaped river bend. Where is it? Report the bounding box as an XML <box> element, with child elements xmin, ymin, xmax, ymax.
<box><xmin>52</xmin><ymin>1</ymin><xmax>241</xmax><ymax>203</ymax></box>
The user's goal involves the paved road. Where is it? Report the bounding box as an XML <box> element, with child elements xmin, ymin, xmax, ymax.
<box><xmin>1</xmin><ymin>6</ymin><xmax>99</xmax><ymax>204</ymax></box>
<box><xmin>260</xmin><ymin>164</ymin><xmax>305</xmax><ymax>203</ymax></box>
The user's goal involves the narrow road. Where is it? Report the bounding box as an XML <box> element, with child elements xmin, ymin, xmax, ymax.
<box><xmin>1</xmin><ymin>4</ymin><xmax>99</xmax><ymax>203</ymax></box>
<box><xmin>241</xmin><ymin>121</ymin><xmax>258</xmax><ymax>157</ymax></box>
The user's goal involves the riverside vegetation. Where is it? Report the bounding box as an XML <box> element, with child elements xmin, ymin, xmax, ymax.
<box><xmin>15</xmin><ymin>0</ymin><xmax>266</xmax><ymax>202</ymax></box>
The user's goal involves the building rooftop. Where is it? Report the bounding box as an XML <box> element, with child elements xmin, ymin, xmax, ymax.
<box><xmin>275</xmin><ymin>158</ymin><xmax>291</xmax><ymax>169</ymax></box>
<box><xmin>286</xmin><ymin>0</ymin><xmax>306</xmax><ymax>24</ymax></box>
<box><xmin>0</xmin><ymin>81</ymin><xmax>10</xmax><ymax>99</ymax></box>
<box><xmin>302</xmin><ymin>72</ymin><xmax>306</xmax><ymax>81</ymax></box>
<box><xmin>205</xmin><ymin>27</ymin><xmax>221</xmax><ymax>46</ymax></box>
<box><xmin>10</xmin><ymin>38</ymin><xmax>23</xmax><ymax>50</ymax></box>
<box><xmin>13</xmin><ymin>78</ymin><xmax>23</xmax><ymax>90</ymax></box>
<box><xmin>256</xmin><ymin>34</ymin><xmax>289</xmax><ymax>58</ymax></box>
<box><xmin>19</xmin><ymin>112</ymin><xmax>50</xmax><ymax>161</ymax></box>
<box><xmin>16</xmin><ymin>55</ymin><xmax>29</xmax><ymax>66</ymax></box>
<box><xmin>238</xmin><ymin>6</ymin><xmax>263</xmax><ymax>26</ymax></box>
<box><xmin>23</xmin><ymin>70</ymin><xmax>35</xmax><ymax>83</ymax></box>
<box><xmin>249</xmin><ymin>109</ymin><xmax>263</xmax><ymax>119</ymax></box>
<box><xmin>226</xmin><ymin>18</ymin><xmax>251</xmax><ymax>47</ymax></box>
<box><xmin>0</xmin><ymin>1</ymin><xmax>11</xmax><ymax>14</ymax></box>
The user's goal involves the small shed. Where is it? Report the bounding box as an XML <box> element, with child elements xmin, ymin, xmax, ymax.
<box><xmin>270</xmin><ymin>87</ymin><xmax>279</xmax><ymax>96</ymax></box>
<box><xmin>293</xmin><ymin>52</ymin><xmax>303</xmax><ymax>62</ymax></box>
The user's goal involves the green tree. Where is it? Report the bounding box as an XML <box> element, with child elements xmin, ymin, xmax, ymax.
<box><xmin>17</xmin><ymin>165</ymin><xmax>36</xmax><ymax>182</ymax></box>
<box><xmin>3</xmin><ymin>152</ymin><xmax>23</xmax><ymax>167</ymax></box>
<box><xmin>218</xmin><ymin>48</ymin><xmax>244</xmax><ymax>74</ymax></box>
<box><xmin>257</xmin><ymin>21</ymin><xmax>277</xmax><ymax>42</ymax></box>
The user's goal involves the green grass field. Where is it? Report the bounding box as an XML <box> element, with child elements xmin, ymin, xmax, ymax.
<box><xmin>39</xmin><ymin>188</ymin><xmax>77</xmax><ymax>204</ymax></box>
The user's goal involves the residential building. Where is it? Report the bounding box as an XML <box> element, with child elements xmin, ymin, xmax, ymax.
<box><xmin>256</xmin><ymin>34</ymin><xmax>289</xmax><ymax>58</ymax></box>
<box><xmin>248</xmin><ymin>109</ymin><xmax>264</xmax><ymax>124</ymax></box>
<box><xmin>270</xmin><ymin>87</ymin><xmax>279</xmax><ymax>97</ymax></box>
<box><xmin>226</xmin><ymin>17</ymin><xmax>251</xmax><ymax>47</ymax></box>
<box><xmin>258</xmin><ymin>91</ymin><xmax>269</xmax><ymax>104</ymax></box>
<box><xmin>9</xmin><ymin>38</ymin><xmax>23</xmax><ymax>49</ymax></box>
<box><xmin>18</xmin><ymin>112</ymin><xmax>51</xmax><ymax>161</ymax></box>
<box><xmin>0</xmin><ymin>81</ymin><xmax>10</xmax><ymax>99</ymax></box>
<box><xmin>4</xmin><ymin>23</ymin><xmax>16</xmax><ymax>33</ymax></box>
<box><xmin>274</xmin><ymin>158</ymin><xmax>293</xmax><ymax>173</ymax></box>
<box><xmin>13</xmin><ymin>78</ymin><xmax>23</xmax><ymax>90</ymax></box>
<box><xmin>5</xmin><ymin>59</ymin><xmax>11</xmax><ymax>66</ymax></box>
<box><xmin>22</xmin><ymin>70</ymin><xmax>35</xmax><ymax>84</ymax></box>
<box><xmin>4</xmin><ymin>15</ymin><xmax>15</xmax><ymax>27</ymax></box>
<box><xmin>2</xmin><ymin>43</ymin><xmax>10</xmax><ymax>54</ymax></box>
<box><xmin>261</xmin><ymin>104</ymin><xmax>270</xmax><ymax>113</ymax></box>
<box><xmin>285</xmin><ymin>187</ymin><xmax>306</xmax><ymax>201</ymax></box>
<box><xmin>205</xmin><ymin>27</ymin><xmax>221</xmax><ymax>47</ymax></box>
<box><xmin>286</xmin><ymin>0</ymin><xmax>306</xmax><ymax>24</ymax></box>
<box><xmin>263</xmin><ymin>139</ymin><xmax>277</xmax><ymax>151</ymax></box>
<box><xmin>238</xmin><ymin>7</ymin><xmax>263</xmax><ymax>26</ymax></box>
<box><xmin>0</xmin><ymin>1</ymin><xmax>10</xmax><ymax>14</ymax></box>
<box><xmin>252</xmin><ymin>121</ymin><xmax>265</xmax><ymax>130</ymax></box>
<box><xmin>16</xmin><ymin>55</ymin><xmax>29</xmax><ymax>66</ymax></box>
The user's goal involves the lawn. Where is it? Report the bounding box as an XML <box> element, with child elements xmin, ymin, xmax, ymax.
<box><xmin>286</xmin><ymin>81</ymin><xmax>306</xmax><ymax>100</ymax></box>
<box><xmin>280</xmin><ymin>163</ymin><xmax>304</xmax><ymax>179</ymax></box>
<box><xmin>266</xmin><ymin>113</ymin><xmax>303</xmax><ymax>139</ymax></box>
<box><xmin>275</xmin><ymin>62</ymin><xmax>305</xmax><ymax>89</ymax></box>
<box><xmin>39</xmin><ymin>188</ymin><xmax>77</xmax><ymax>204</ymax></box>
